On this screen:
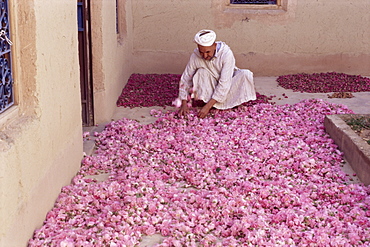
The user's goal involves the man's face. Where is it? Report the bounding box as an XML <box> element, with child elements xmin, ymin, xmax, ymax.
<box><xmin>198</xmin><ymin>43</ymin><xmax>216</xmax><ymax>61</ymax></box>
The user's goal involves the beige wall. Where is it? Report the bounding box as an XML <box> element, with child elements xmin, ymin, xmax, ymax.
<box><xmin>91</xmin><ymin>0</ymin><xmax>134</xmax><ymax>124</ymax></box>
<box><xmin>131</xmin><ymin>0</ymin><xmax>370</xmax><ymax>76</ymax></box>
<box><xmin>0</xmin><ymin>1</ymin><xmax>83</xmax><ymax>246</ymax></box>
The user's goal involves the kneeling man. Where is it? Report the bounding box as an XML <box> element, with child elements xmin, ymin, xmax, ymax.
<box><xmin>178</xmin><ymin>29</ymin><xmax>256</xmax><ymax>118</ymax></box>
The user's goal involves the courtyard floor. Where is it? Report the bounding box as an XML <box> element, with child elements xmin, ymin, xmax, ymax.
<box><xmin>30</xmin><ymin>76</ymin><xmax>370</xmax><ymax>246</ymax></box>
<box><xmin>84</xmin><ymin>77</ymin><xmax>369</xmax><ymax>183</ymax></box>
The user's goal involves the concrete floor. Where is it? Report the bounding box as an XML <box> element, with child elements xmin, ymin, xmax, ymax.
<box><xmin>83</xmin><ymin>76</ymin><xmax>370</xmax><ymax>181</ymax></box>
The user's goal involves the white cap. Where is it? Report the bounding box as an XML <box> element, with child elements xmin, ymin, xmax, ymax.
<box><xmin>194</xmin><ymin>29</ymin><xmax>216</xmax><ymax>47</ymax></box>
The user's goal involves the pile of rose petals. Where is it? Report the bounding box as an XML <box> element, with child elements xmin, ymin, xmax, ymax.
<box><xmin>29</xmin><ymin>99</ymin><xmax>370</xmax><ymax>246</ymax></box>
<box><xmin>116</xmin><ymin>74</ymin><xmax>181</xmax><ymax>108</ymax></box>
<box><xmin>277</xmin><ymin>72</ymin><xmax>370</xmax><ymax>93</ymax></box>
<box><xmin>116</xmin><ymin>74</ymin><xmax>274</xmax><ymax>108</ymax></box>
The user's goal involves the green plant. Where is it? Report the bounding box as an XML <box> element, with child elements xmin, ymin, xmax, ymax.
<box><xmin>345</xmin><ymin>116</ymin><xmax>370</xmax><ymax>132</ymax></box>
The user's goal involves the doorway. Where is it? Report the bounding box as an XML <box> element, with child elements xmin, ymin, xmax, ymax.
<box><xmin>78</xmin><ymin>0</ymin><xmax>94</xmax><ymax>126</ymax></box>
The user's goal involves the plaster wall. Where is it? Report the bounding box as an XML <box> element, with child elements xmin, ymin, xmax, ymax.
<box><xmin>131</xmin><ymin>0</ymin><xmax>370</xmax><ymax>76</ymax></box>
<box><xmin>91</xmin><ymin>0</ymin><xmax>134</xmax><ymax>124</ymax></box>
<box><xmin>0</xmin><ymin>1</ymin><xmax>82</xmax><ymax>246</ymax></box>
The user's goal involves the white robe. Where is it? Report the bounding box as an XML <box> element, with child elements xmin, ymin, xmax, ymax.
<box><xmin>179</xmin><ymin>41</ymin><xmax>256</xmax><ymax>109</ymax></box>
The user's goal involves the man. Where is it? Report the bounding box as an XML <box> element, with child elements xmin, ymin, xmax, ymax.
<box><xmin>177</xmin><ymin>29</ymin><xmax>256</xmax><ymax>118</ymax></box>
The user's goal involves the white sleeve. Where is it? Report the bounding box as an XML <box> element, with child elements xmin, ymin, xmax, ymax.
<box><xmin>178</xmin><ymin>53</ymin><xmax>198</xmax><ymax>101</ymax></box>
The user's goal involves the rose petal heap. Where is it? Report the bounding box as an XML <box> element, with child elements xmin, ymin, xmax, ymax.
<box><xmin>277</xmin><ymin>72</ymin><xmax>370</xmax><ymax>93</ymax></box>
<box><xmin>116</xmin><ymin>74</ymin><xmax>274</xmax><ymax>108</ymax></box>
<box><xmin>29</xmin><ymin>99</ymin><xmax>370</xmax><ymax>246</ymax></box>
<box><xmin>116</xmin><ymin>74</ymin><xmax>181</xmax><ymax>108</ymax></box>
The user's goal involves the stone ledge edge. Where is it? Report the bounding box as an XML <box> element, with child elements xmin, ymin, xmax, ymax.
<box><xmin>324</xmin><ymin>114</ymin><xmax>370</xmax><ymax>185</ymax></box>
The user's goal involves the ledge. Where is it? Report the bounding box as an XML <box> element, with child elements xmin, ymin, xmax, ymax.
<box><xmin>324</xmin><ymin>114</ymin><xmax>370</xmax><ymax>185</ymax></box>
<box><xmin>0</xmin><ymin>106</ymin><xmax>19</xmax><ymax>127</ymax></box>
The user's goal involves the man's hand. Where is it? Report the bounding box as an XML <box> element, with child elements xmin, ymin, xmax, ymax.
<box><xmin>198</xmin><ymin>99</ymin><xmax>217</xmax><ymax>118</ymax></box>
<box><xmin>198</xmin><ymin>105</ymin><xmax>211</xmax><ymax>119</ymax></box>
<box><xmin>178</xmin><ymin>100</ymin><xmax>189</xmax><ymax>117</ymax></box>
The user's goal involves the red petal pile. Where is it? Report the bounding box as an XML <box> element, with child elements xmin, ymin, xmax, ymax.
<box><xmin>117</xmin><ymin>74</ymin><xmax>273</xmax><ymax>108</ymax></box>
<box><xmin>116</xmin><ymin>74</ymin><xmax>181</xmax><ymax>108</ymax></box>
<box><xmin>277</xmin><ymin>72</ymin><xmax>370</xmax><ymax>93</ymax></box>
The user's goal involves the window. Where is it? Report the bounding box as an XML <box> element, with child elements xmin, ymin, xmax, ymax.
<box><xmin>226</xmin><ymin>0</ymin><xmax>284</xmax><ymax>10</ymax></box>
<box><xmin>228</xmin><ymin>0</ymin><xmax>283</xmax><ymax>9</ymax></box>
<box><xmin>0</xmin><ymin>0</ymin><xmax>14</xmax><ymax>114</ymax></box>
<box><xmin>115</xmin><ymin>0</ymin><xmax>127</xmax><ymax>44</ymax></box>
<box><xmin>231</xmin><ymin>0</ymin><xmax>277</xmax><ymax>4</ymax></box>
<box><xmin>116</xmin><ymin>0</ymin><xmax>119</xmax><ymax>34</ymax></box>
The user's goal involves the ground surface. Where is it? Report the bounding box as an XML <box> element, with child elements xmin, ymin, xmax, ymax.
<box><xmin>29</xmin><ymin>76</ymin><xmax>370</xmax><ymax>246</ymax></box>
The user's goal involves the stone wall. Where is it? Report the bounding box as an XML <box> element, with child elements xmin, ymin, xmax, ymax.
<box><xmin>91</xmin><ymin>0</ymin><xmax>134</xmax><ymax>124</ymax></box>
<box><xmin>131</xmin><ymin>0</ymin><xmax>370</xmax><ymax>76</ymax></box>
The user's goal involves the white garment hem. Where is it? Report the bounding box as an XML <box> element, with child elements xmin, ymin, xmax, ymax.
<box><xmin>197</xmin><ymin>95</ymin><xmax>257</xmax><ymax>110</ymax></box>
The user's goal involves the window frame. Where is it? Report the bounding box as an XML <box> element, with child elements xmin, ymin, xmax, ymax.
<box><xmin>230</xmin><ymin>0</ymin><xmax>278</xmax><ymax>5</ymax></box>
<box><xmin>0</xmin><ymin>0</ymin><xmax>14</xmax><ymax>115</ymax></box>
<box><xmin>115</xmin><ymin>0</ymin><xmax>127</xmax><ymax>44</ymax></box>
<box><xmin>227</xmin><ymin>0</ymin><xmax>284</xmax><ymax>10</ymax></box>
